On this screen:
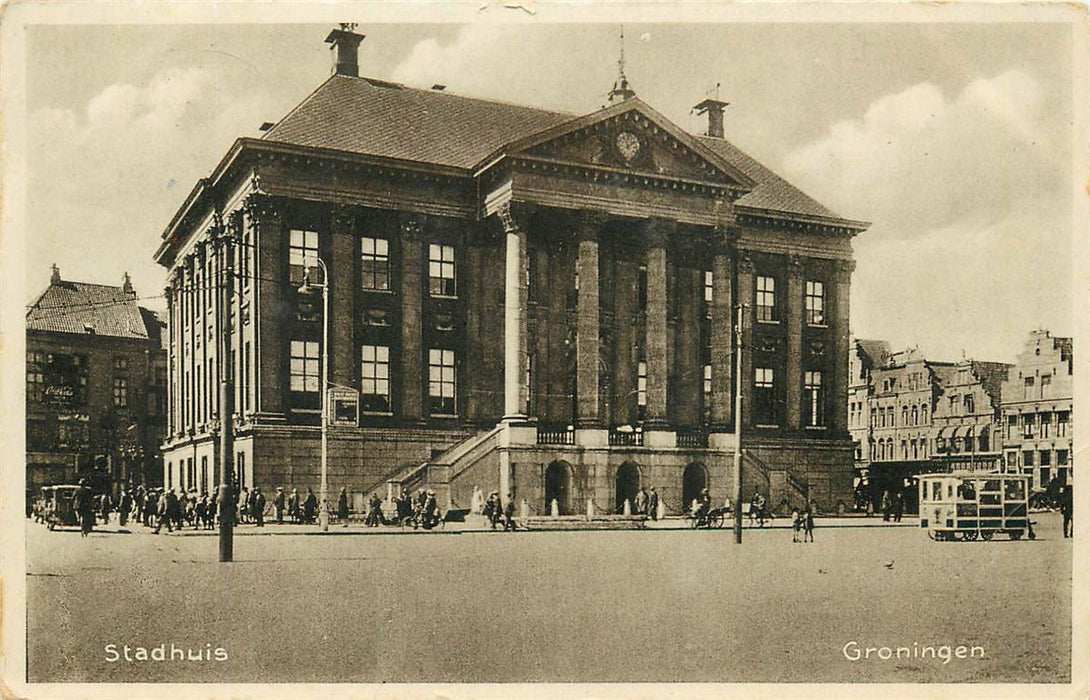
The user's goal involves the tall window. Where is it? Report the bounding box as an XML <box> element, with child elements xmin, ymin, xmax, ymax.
<box><xmin>804</xmin><ymin>370</ymin><xmax>823</xmax><ymax>427</ymax></box>
<box><xmin>703</xmin><ymin>364</ymin><xmax>712</xmax><ymax>421</ymax></box>
<box><xmin>1023</xmin><ymin>375</ymin><xmax>1035</xmax><ymax>400</ymax></box>
<box><xmin>964</xmin><ymin>395</ymin><xmax>974</xmax><ymax>414</ymax></box>
<box><xmin>638</xmin><ymin>265</ymin><xmax>648</xmax><ymax>311</ymax></box>
<box><xmin>704</xmin><ymin>270</ymin><xmax>713</xmax><ymax>315</ymax></box>
<box><xmin>754</xmin><ymin>367</ymin><xmax>776</xmax><ymax>425</ymax></box>
<box><xmin>200</xmin><ymin>456</ymin><xmax>208</xmax><ymax>494</ymax></box>
<box><xmin>637</xmin><ymin>361</ymin><xmax>648</xmax><ymax>421</ymax></box>
<box><xmin>113</xmin><ymin>377</ymin><xmax>128</xmax><ymax>408</ymax></box>
<box><xmin>756</xmin><ymin>276</ymin><xmax>776</xmax><ymax>322</ymax></box>
<box><xmin>289</xmin><ymin>229</ymin><xmax>319</xmax><ymax>285</ymax></box>
<box><xmin>805</xmin><ymin>280</ymin><xmax>825</xmax><ymax>325</ymax></box>
<box><xmin>1040</xmin><ymin>412</ymin><xmax>1052</xmax><ymax>437</ymax></box>
<box><xmin>290</xmin><ymin>340</ymin><xmax>320</xmax><ymax>393</ymax></box>
<box><xmin>911</xmin><ymin>406</ymin><xmax>918</xmax><ymax>425</ymax></box>
<box><xmin>26</xmin><ymin>352</ymin><xmax>44</xmax><ymax>402</ymax></box>
<box><xmin>360</xmin><ymin>237</ymin><xmax>390</xmax><ymax>290</ymax></box>
<box><xmin>428</xmin><ymin>349</ymin><xmax>456</xmax><ymax>415</ymax></box>
<box><xmin>360</xmin><ymin>345</ymin><xmax>391</xmax><ymax>412</ymax></box>
<box><xmin>1057</xmin><ymin>411</ymin><xmax>1069</xmax><ymax>436</ymax></box>
<box><xmin>1022</xmin><ymin>414</ymin><xmax>1035</xmax><ymax>439</ymax></box>
<box><xmin>429</xmin><ymin>244</ymin><xmax>456</xmax><ymax>296</ymax></box>
<box><xmin>901</xmin><ymin>406</ymin><xmax>908</xmax><ymax>425</ymax></box>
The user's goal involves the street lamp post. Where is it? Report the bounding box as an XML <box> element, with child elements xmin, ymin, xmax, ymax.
<box><xmin>733</xmin><ymin>302</ymin><xmax>746</xmax><ymax>544</ymax></box>
<box><xmin>299</xmin><ymin>258</ymin><xmax>330</xmax><ymax>532</ymax></box>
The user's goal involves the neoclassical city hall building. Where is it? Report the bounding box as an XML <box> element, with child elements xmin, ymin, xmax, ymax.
<box><xmin>155</xmin><ymin>28</ymin><xmax>868</xmax><ymax>515</ymax></box>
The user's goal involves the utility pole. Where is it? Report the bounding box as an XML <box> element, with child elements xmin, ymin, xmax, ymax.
<box><xmin>217</xmin><ymin>225</ymin><xmax>235</xmax><ymax>562</ymax></box>
<box><xmin>733</xmin><ymin>303</ymin><xmax>746</xmax><ymax>544</ymax></box>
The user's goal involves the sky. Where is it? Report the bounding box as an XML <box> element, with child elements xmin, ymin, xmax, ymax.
<box><xmin>22</xmin><ymin>18</ymin><xmax>1077</xmax><ymax>364</ymax></box>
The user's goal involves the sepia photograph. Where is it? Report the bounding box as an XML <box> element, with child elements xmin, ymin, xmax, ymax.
<box><xmin>1</xmin><ymin>2</ymin><xmax>1086</xmax><ymax>698</ymax></box>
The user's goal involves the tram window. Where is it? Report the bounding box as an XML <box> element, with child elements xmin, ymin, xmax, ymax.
<box><xmin>1005</xmin><ymin>480</ymin><xmax>1025</xmax><ymax>501</ymax></box>
<box><xmin>980</xmin><ymin>494</ymin><xmax>1001</xmax><ymax>505</ymax></box>
<box><xmin>932</xmin><ymin>483</ymin><xmax>941</xmax><ymax>501</ymax></box>
<box><xmin>946</xmin><ymin>484</ymin><xmax>954</xmax><ymax>500</ymax></box>
<box><xmin>958</xmin><ymin>481</ymin><xmax>976</xmax><ymax>500</ymax></box>
<box><xmin>983</xmin><ymin>479</ymin><xmax>1001</xmax><ymax>492</ymax></box>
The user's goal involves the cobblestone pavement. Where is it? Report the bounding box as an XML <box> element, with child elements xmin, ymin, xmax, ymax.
<box><xmin>25</xmin><ymin>511</ymin><xmax>1070</xmax><ymax>684</ymax></box>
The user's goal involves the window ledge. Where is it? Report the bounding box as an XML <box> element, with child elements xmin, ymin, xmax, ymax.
<box><xmin>807</xmin><ymin>323</ymin><xmax>829</xmax><ymax>329</ymax></box>
<box><xmin>361</xmin><ymin>288</ymin><xmax>395</xmax><ymax>295</ymax></box>
<box><xmin>361</xmin><ymin>411</ymin><xmax>394</xmax><ymax>417</ymax></box>
<box><xmin>756</xmin><ymin>319</ymin><xmax>780</xmax><ymax>326</ymax></box>
<box><xmin>804</xmin><ymin>425</ymin><xmax>827</xmax><ymax>431</ymax></box>
<box><xmin>430</xmin><ymin>413</ymin><xmax>459</xmax><ymax>419</ymax></box>
<box><xmin>755</xmin><ymin>423</ymin><xmax>780</xmax><ymax>429</ymax></box>
<box><xmin>430</xmin><ymin>294</ymin><xmax>459</xmax><ymax>301</ymax></box>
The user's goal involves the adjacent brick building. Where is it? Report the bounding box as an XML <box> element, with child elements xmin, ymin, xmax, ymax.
<box><xmin>155</xmin><ymin>27</ymin><xmax>868</xmax><ymax>514</ymax></box>
<box><xmin>1000</xmin><ymin>330</ymin><xmax>1073</xmax><ymax>490</ymax></box>
<box><xmin>26</xmin><ymin>266</ymin><xmax>167</xmax><ymax>502</ymax></box>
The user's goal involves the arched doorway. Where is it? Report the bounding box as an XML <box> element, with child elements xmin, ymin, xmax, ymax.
<box><xmin>683</xmin><ymin>463</ymin><xmax>708</xmax><ymax>512</ymax></box>
<box><xmin>545</xmin><ymin>460</ymin><xmax>573</xmax><ymax>515</ymax></box>
<box><xmin>615</xmin><ymin>462</ymin><xmax>641</xmax><ymax>513</ymax></box>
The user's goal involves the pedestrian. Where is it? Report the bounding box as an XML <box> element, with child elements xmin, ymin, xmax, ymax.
<box><xmin>881</xmin><ymin>490</ymin><xmax>892</xmax><ymax>522</ymax></box>
<box><xmin>239</xmin><ymin>487</ymin><xmax>250</xmax><ymax>524</ymax></box>
<box><xmin>503</xmin><ymin>497</ymin><xmax>517</xmax><ymax>531</ymax></box>
<box><xmin>803</xmin><ymin>502</ymin><xmax>815</xmax><ymax>543</ymax></box>
<box><xmin>337</xmin><ymin>487</ymin><xmax>349</xmax><ymax>526</ymax></box>
<box><xmin>303</xmin><ymin>488</ymin><xmax>317</xmax><ymax>524</ymax></box>
<box><xmin>153</xmin><ymin>489</ymin><xmax>172</xmax><ymax>534</ymax></box>
<box><xmin>648</xmin><ymin>487</ymin><xmax>659</xmax><ymax>521</ymax></box>
<box><xmin>486</xmin><ymin>491</ymin><xmax>501</xmax><ymax>530</ymax></box>
<box><xmin>1061</xmin><ymin>484</ymin><xmax>1073</xmax><ymax>538</ymax></box>
<box><xmin>791</xmin><ymin>507</ymin><xmax>802</xmax><ymax>543</ymax></box>
<box><xmin>274</xmin><ymin>487</ymin><xmax>286</xmax><ymax>524</ymax></box>
<box><xmin>73</xmin><ymin>479</ymin><xmax>95</xmax><ymax>537</ymax></box>
<box><xmin>119</xmin><ymin>489</ymin><xmax>133</xmax><ymax>527</ymax></box>
<box><xmin>288</xmin><ymin>488</ymin><xmax>299</xmax><ymax>524</ymax></box>
<box><xmin>635</xmin><ymin>487</ymin><xmax>648</xmax><ymax>516</ymax></box>
<box><xmin>893</xmin><ymin>490</ymin><xmax>905</xmax><ymax>523</ymax></box>
<box><xmin>254</xmin><ymin>487</ymin><xmax>266</xmax><ymax>527</ymax></box>
<box><xmin>102</xmin><ymin>492</ymin><xmax>115</xmax><ymax>525</ymax></box>
<box><xmin>423</xmin><ymin>490</ymin><xmax>440</xmax><ymax>530</ymax></box>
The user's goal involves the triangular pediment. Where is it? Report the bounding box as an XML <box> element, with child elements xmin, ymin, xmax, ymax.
<box><xmin>480</xmin><ymin>99</ymin><xmax>756</xmax><ymax>192</ymax></box>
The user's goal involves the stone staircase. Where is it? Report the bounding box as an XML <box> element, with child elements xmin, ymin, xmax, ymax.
<box><xmin>382</xmin><ymin>425</ymin><xmax>504</xmax><ymax>510</ymax></box>
<box><xmin>743</xmin><ymin>450</ymin><xmax>810</xmax><ymax>513</ymax></box>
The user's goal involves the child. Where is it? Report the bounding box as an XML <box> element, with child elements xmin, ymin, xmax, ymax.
<box><xmin>791</xmin><ymin>507</ymin><xmax>802</xmax><ymax>543</ymax></box>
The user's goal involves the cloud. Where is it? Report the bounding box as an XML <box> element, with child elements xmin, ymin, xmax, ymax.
<box><xmin>28</xmin><ymin>68</ymin><xmax>276</xmax><ymax>304</ymax></box>
<box><xmin>787</xmin><ymin>71</ymin><xmax>1072</xmax><ymax>361</ymax></box>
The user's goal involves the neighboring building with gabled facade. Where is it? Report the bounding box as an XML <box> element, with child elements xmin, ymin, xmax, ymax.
<box><xmin>154</xmin><ymin>27</ymin><xmax>868</xmax><ymax>514</ymax></box>
<box><xmin>1000</xmin><ymin>330</ymin><xmax>1073</xmax><ymax>490</ymax></box>
<box><xmin>25</xmin><ymin>265</ymin><xmax>167</xmax><ymax>504</ymax></box>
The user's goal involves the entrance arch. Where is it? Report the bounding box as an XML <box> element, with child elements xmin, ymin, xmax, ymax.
<box><xmin>545</xmin><ymin>460</ymin><xmax>573</xmax><ymax>515</ymax></box>
<box><xmin>683</xmin><ymin>462</ymin><xmax>708</xmax><ymax>512</ymax></box>
<box><xmin>615</xmin><ymin>461</ymin><xmax>641</xmax><ymax>513</ymax></box>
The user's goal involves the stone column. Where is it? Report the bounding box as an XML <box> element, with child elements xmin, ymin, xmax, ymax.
<box><xmin>498</xmin><ymin>202</ymin><xmax>529</xmax><ymax>421</ymax></box>
<box><xmin>329</xmin><ymin>205</ymin><xmax>356</xmax><ymax>390</ymax></box>
<box><xmin>830</xmin><ymin>260</ymin><xmax>855</xmax><ymax>433</ymax></box>
<box><xmin>575</xmin><ymin>212</ymin><xmax>604</xmax><ymax>429</ymax></box>
<box><xmin>675</xmin><ymin>265</ymin><xmax>702</xmax><ymax>428</ymax></box>
<box><xmin>709</xmin><ymin>230</ymin><xmax>734</xmax><ymax>429</ymax></box>
<box><xmin>644</xmin><ymin>218</ymin><xmax>673</xmax><ymax>429</ymax></box>
<box><xmin>398</xmin><ymin>215</ymin><xmax>424</xmax><ymax>423</ymax></box>
<box><xmin>247</xmin><ymin>195</ymin><xmax>285</xmax><ymax>418</ymax></box>
<box><xmin>462</xmin><ymin>224</ymin><xmax>485</xmax><ymax>424</ymax></box>
<box><xmin>736</xmin><ymin>252</ymin><xmax>756</xmax><ymax>429</ymax></box>
<box><xmin>612</xmin><ymin>258</ymin><xmax>637</xmax><ymax>426</ymax></box>
<box><xmin>786</xmin><ymin>255</ymin><xmax>804</xmax><ymax>430</ymax></box>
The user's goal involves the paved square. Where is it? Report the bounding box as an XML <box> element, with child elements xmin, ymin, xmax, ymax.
<box><xmin>26</xmin><ymin>514</ymin><xmax>1070</xmax><ymax>683</ymax></box>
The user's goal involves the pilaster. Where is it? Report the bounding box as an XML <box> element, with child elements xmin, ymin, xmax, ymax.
<box><xmin>737</xmin><ymin>251</ymin><xmax>756</xmax><ymax>429</ymax></box>
<box><xmin>398</xmin><ymin>213</ymin><xmax>425</xmax><ymax>422</ymax></box>
<box><xmin>709</xmin><ymin>228</ymin><xmax>735</xmax><ymax>430</ymax></box>
<box><xmin>576</xmin><ymin>211</ymin><xmax>606</xmax><ymax>428</ymax></box>
<box><xmin>247</xmin><ymin>194</ymin><xmax>285</xmax><ymax>418</ymax></box>
<box><xmin>786</xmin><ymin>254</ymin><xmax>804</xmax><ymax>430</ymax></box>
<box><xmin>643</xmin><ymin>218</ymin><xmax>673</xmax><ymax>429</ymax></box>
<box><xmin>329</xmin><ymin>205</ymin><xmax>357</xmax><ymax>391</ymax></box>
<box><xmin>831</xmin><ymin>259</ymin><xmax>855</xmax><ymax>433</ymax></box>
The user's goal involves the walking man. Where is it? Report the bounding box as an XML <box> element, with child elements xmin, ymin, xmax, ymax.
<box><xmin>648</xmin><ymin>487</ymin><xmax>660</xmax><ymax>522</ymax></box>
<box><xmin>337</xmin><ymin>487</ymin><xmax>350</xmax><ymax>527</ymax></box>
<box><xmin>1061</xmin><ymin>484</ymin><xmax>1073</xmax><ymax>538</ymax></box>
<box><xmin>73</xmin><ymin>479</ymin><xmax>95</xmax><ymax>537</ymax></box>
<box><xmin>274</xmin><ymin>487</ymin><xmax>286</xmax><ymax>524</ymax></box>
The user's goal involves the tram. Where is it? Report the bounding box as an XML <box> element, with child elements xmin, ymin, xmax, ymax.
<box><xmin>918</xmin><ymin>471</ymin><xmax>1030</xmax><ymax>541</ymax></box>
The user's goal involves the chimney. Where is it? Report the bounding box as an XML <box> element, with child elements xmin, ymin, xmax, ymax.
<box><xmin>325</xmin><ymin>24</ymin><xmax>365</xmax><ymax>77</ymax></box>
<box><xmin>693</xmin><ymin>98</ymin><xmax>729</xmax><ymax>139</ymax></box>
<box><xmin>50</xmin><ymin>263</ymin><xmax>60</xmax><ymax>285</ymax></box>
<box><xmin>122</xmin><ymin>271</ymin><xmax>134</xmax><ymax>295</ymax></box>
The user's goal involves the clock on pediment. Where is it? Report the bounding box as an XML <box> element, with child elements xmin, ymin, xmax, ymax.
<box><xmin>614</xmin><ymin>131</ymin><xmax>641</xmax><ymax>164</ymax></box>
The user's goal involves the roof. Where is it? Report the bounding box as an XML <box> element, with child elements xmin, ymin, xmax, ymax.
<box><xmin>26</xmin><ymin>279</ymin><xmax>159</xmax><ymax>341</ymax></box>
<box><xmin>263</xmin><ymin>75</ymin><xmax>572</xmax><ymax>171</ymax></box>
<box><xmin>855</xmin><ymin>339</ymin><xmax>892</xmax><ymax>368</ymax></box>
<box><xmin>262</xmin><ymin>74</ymin><xmax>853</xmax><ymax>223</ymax></box>
<box><xmin>697</xmin><ymin>136</ymin><xmax>845</xmax><ymax>221</ymax></box>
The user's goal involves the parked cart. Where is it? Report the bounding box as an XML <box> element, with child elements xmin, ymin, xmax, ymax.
<box><xmin>918</xmin><ymin>472</ymin><xmax>1030</xmax><ymax>541</ymax></box>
